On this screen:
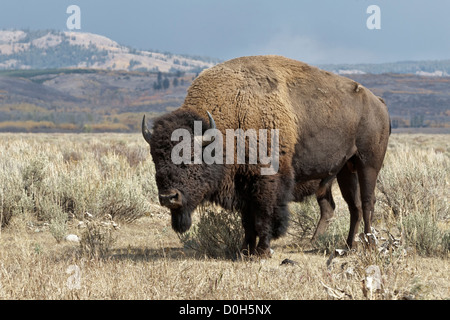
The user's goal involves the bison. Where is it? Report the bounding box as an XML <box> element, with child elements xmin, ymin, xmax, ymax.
<box><xmin>142</xmin><ymin>55</ymin><xmax>390</xmax><ymax>256</ymax></box>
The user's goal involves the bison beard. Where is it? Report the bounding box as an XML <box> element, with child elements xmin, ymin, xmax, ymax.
<box><xmin>171</xmin><ymin>208</ymin><xmax>192</xmax><ymax>234</ymax></box>
<box><xmin>142</xmin><ymin>55</ymin><xmax>391</xmax><ymax>257</ymax></box>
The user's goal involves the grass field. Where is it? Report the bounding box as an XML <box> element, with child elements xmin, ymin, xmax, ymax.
<box><xmin>0</xmin><ymin>133</ymin><xmax>448</xmax><ymax>300</ymax></box>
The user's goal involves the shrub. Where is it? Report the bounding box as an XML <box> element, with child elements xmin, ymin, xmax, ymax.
<box><xmin>289</xmin><ymin>197</ymin><xmax>319</xmax><ymax>240</ymax></box>
<box><xmin>377</xmin><ymin>144</ymin><xmax>449</xmax><ymax>256</ymax></box>
<box><xmin>0</xmin><ymin>135</ymin><xmax>158</xmax><ymax>236</ymax></box>
<box><xmin>49</xmin><ymin>212</ymin><xmax>68</xmax><ymax>243</ymax></box>
<box><xmin>22</xmin><ymin>159</ymin><xmax>46</xmax><ymax>196</ymax></box>
<box><xmin>313</xmin><ymin>220</ymin><xmax>349</xmax><ymax>254</ymax></box>
<box><xmin>0</xmin><ymin>141</ymin><xmax>35</xmax><ymax>227</ymax></box>
<box><xmin>401</xmin><ymin>210</ymin><xmax>448</xmax><ymax>257</ymax></box>
<box><xmin>38</xmin><ymin>196</ymin><xmax>68</xmax><ymax>243</ymax></box>
<box><xmin>179</xmin><ymin>206</ymin><xmax>244</xmax><ymax>259</ymax></box>
<box><xmin>97</xmin><ymin>177</ymin><xmax>151</xmax><ymax>223</ymax></box>
<box><xmin>79</xmin><ymin>214</ymin><xmax>118</xmax><ymax>259</ymax></box>
<box><xmin>289</xmin><ymin>196</ymin><xmax>349</xmax><ymax>253</ymax></box>
<box><xmin>377</xmin><ymin>145</ymin><xmax>449</xmax><ymax>219</ymax></box>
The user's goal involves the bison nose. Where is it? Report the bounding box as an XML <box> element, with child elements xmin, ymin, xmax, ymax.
<box><xmin>159</xmin><ymin>189</ymin><xmax>183</xmax><ymax>209</ymax></box>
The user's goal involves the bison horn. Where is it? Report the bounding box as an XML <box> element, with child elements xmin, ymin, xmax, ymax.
<box><xmin>142</xmin><ymin>115</ymin><xmax>152</xmax><ymax>145</ymax></box>
<box><xmin>194</xmin><ymin>111</ymin><xmax>217</xmax><ymax>147</ymax></box>
<box><xmin>202</xmin><ymin>111</ymin><xmax>217</xmax><ymax>147</ymax></box>
<box><xmin>206</xmin><ymin>111</ymin><xmax>216</xmax><ymax>131</ymax></box>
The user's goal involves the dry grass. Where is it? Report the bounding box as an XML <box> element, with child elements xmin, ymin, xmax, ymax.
<box><xmin>0</xmin><ymin>214</ymin><xmax>448</xmax><ymax>300</ymax></box>
<box><xmin>0</xmin><ymin>133</ymin><xmax>448</xmax><ymax>300</ymax></box>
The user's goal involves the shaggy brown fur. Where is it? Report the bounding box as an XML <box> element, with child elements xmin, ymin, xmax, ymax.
<box><xmin>143</xmin><ymin>55</ymin><xmax>391</xmax><ymax>255</ymax></box>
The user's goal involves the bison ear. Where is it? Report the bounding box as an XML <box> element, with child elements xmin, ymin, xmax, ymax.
<box><xmin>142</xmin><ymin>115</ymin><xmax>152</xmax><ymax>145</ymax></box>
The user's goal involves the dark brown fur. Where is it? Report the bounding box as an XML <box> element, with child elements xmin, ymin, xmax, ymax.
<box><xmin>144</xmin><ymin>55</ymin><xmax>391</xmax><ymax>255</ymax></box>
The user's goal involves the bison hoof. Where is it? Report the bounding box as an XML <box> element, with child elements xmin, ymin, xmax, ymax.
<box><xmin>238</xmin><ymin>247</ymin><xmax>274</xmax><ymax>258</ymax></box>
<box><xmin>356</xmin><ymin>232</ymin><xmax>378</xmax><ymax>250</ymax></box>
<box><xmin>255</xmin><ymin>247</ymin><xmax>273</xmax><ymax>258</ymax></box>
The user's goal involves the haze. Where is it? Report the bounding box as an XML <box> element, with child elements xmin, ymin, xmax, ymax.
<box><xmin>0</xmin><ymin>0</ymin><xmax>449</xmax><ymax>64</ymax></box>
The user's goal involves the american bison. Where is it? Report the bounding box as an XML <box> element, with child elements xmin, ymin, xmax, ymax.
<box><xmin>142</xmin><ymin>55</ymin><xmax>390</xmax><ymax>256</ymax></box>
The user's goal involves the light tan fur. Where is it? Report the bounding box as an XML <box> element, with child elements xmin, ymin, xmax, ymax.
<box><xmin>181</xmin><ymin>55</ymin><xmax>389</xmax><ymax>174</ymax></box>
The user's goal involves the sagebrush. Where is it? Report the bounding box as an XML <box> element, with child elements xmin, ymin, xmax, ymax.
<box><xmin>0</xmin><ymin>133</ymin><xmax>448</xmax><ymax>300</ymax></box>
<box><xmin>0</xmin><ymin>134</ymin><xmax>156</xmax><ymax>240</ymax></box>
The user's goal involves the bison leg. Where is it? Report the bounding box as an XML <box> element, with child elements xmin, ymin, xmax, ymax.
<box><xmin>311</xmin><ymin>185</ymin><xmax>335</xmax><ymax>242</ymax></box>
<box><xmin>337</xmin><ymin>162</ymin><xmax>362</xmax><ymax>248</ymax></box>
<box><xmin>241</xmin><ymin>209</ymin><xmax>257</xmax><ymax>255</ymax></box>
<box><xmin>240</xmin><ymin>205</ymin><xmax>272</xmax><ymax>256</ymax></box>
<box><xmin>256</xmin><ymin>202</ymin><xmax>291</xmax><ymax>257</ymax></box>
<box><xmin>271</xmin><ymin>203</ymin><xmax>290</xmax><ymax>239</ymax></box>
<box><xmin>240</xmin><ymin>173</ymin><xmax>292</xmax><ymax>257</ymax></box>
<box><xmin>253</xmin><ymin>205</ymin><xmax>274</xmax><ymax>256</ymax></box>
<box><xmin>356</xmin><ymin>164</ymin><xmax>379</xmax><ymax>244</ymax></box>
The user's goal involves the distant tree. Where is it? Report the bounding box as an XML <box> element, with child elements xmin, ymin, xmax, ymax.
<box><xmin>175</xmin><ymin>70</ymin><xmax>185</xmax><ymax>77</ymax></box>
<box><xmin>128</xmin><ymin>59</ymin><xmax>141</xmax><ymax>70</ymax></box>
<box><xmin>162</xmin><ymin>77</ymin><xmax>170</xmax><ymax>90</ymax></box>
<box><xmin>391</xmin><ymin>118</ymin><xmax>399</xmax><ymax>129</ymax></box>
<box><xmin>411</xmin><ymin>114</ymin><xmax>425</xmax><ymax>128</ymax></box>
<box><xmin>153</xmin><ymin>81</ymin><xmax>162</xmax><ymax>90</ymax></box>
<box><xmin>172</xmin><ymin>77</ymin><xmax>179</xmax><ymax>87</ymax></box>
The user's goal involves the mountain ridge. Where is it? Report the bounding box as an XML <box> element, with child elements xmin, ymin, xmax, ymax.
<box><xmin>0</xmin><ymin>29</ymin><xmax>217</xmax><ymax>72</ymax></box>
<box><xmin>319</xmin><ymin>60</ymin><xmax>450</xmax><ymax>77</ymax></box>
<box><xmin>2</xmin><ymin>29</ymin><xmax>450</xmax><ymax>76</ymax></box>
<box><xmin>0</xmin><ymin>29</ymin><xmax>448</xmax><ymax>133</ymax></box>
<box><xmin>0</xmin><ymin>67</ymin><xmax>448</xmax><ymax>133</ymax></box>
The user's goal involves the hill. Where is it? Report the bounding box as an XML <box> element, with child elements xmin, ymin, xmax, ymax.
<box><xmin>0</xmin><ymin>29</ymin><xmax>217</xmax><ymax>72</ymax></box>
<box><xmin>0</xmin><ymin>69</ymin><xmax>448</xmax><ymax>133</ymax></box>
<box><xmin>345</xmin><ymin>73</ymin><xmax>450</xmax><ymax>130</ymax></box>
<box><xmin>319</xmin><ymin>60</ymin><xmax>450</xmax><ymax>76</ymax></box>
<box><xmin>0</xmin><ymin>29</ymin><xmax>448</xmax><ymax>133</ymax></box>
<box><xmin>0</xmin><ymin>68</ymin><xmax>194</xmax><ymax>132</ymax></box>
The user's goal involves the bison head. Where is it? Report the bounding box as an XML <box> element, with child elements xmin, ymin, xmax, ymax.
<box><xmin>142</xmin><ymin>109</ymin><xmax>224</xmax><ymax>233</ymax></box>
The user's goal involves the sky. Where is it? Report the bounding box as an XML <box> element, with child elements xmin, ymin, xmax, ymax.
<box><xmin>0</xmin><ymin>0</ymin><xmax>449</xmax><ymax>65</ymax></box>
